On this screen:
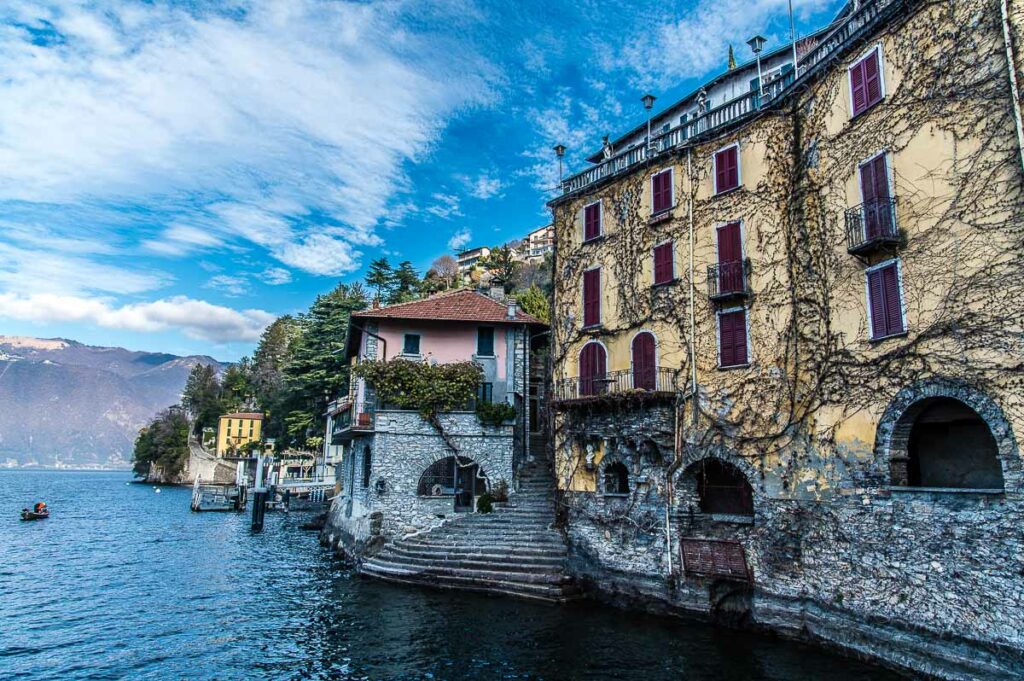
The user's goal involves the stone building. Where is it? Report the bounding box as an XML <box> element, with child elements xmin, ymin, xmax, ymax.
<box><xmin>323</xmin><ymin>289</ymin><xmax>547</xmax><ymax>555</ymax></box>
<box><xmin>549</xmin><ymin>0</ymin><xmax>1024</xmax><ymax>678</ymax></box>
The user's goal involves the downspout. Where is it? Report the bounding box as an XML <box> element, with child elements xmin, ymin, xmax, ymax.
<box><xmin>1000</xmin><ymin>0</ymin><xmax>1024</xmax><ymax>174</ymax></box>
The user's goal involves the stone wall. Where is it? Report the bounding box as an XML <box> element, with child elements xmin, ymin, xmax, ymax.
<box><xmin>323</xmin><ymin>410</ymin><xmax>514</xmax><ymax>556</ymax></box>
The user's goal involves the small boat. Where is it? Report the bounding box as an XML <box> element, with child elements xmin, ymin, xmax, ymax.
<box><xmin>21</xmin><ymin>510</ymin><xmax>49</xmax><ymax>521</ymax></box>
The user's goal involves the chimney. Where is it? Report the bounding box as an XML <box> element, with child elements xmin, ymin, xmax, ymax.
<box><xmin>488</xmin><ymin>286</ymin><xmax>505</xmax><ymax>302</ymax></box>
<box><xmin>507</xmin><ymin>301</ymin><xmax>517</xmax><ymax>320</ymax></box>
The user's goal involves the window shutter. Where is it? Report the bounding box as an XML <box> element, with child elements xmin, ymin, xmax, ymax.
<box><xmin>653</xmin><ymin>171</ymin><xmax>671</xmax><ymax>212</ymax></box>
<box><xmin>859</xmin><ymin>157</ymin><xmax>877</xmax><ymax>203</ymax></box>
<box><xmin>870</xmin><ymin>154</ymin><xmax>889</xmax><ymax>200</ymax></box>
<box><xmin>584</xmin><ymin>203</ymin><xmax>601</xmax><ymax>241</ymax></box>
<box><xmin>850</xmin><ymin>60</ymin><xmax>867</xmax><ymax>116</ymax></box>
<box><xmin>719</xmin><ymin>310</ymin><xmax>748</xmax><ymax>367</ymax></box>
<box><xmin>882</xmin><ymin>264</ymin><xmax>903</xmax><ymax>335</ymax></box>
<box><xmin>864</xmin><ymin>50</ymin><xmax>882</xmax><ymax>107</ymax></box>
<box><xmin>732</xmin><ymin>310</ymin><xmax>748</xmax><ymax>365</ymax></box>
<box><xmin>719</xmin><ymin>313</ymin><xmax>734</xmax><ymax>367</ymax></box>
<box><xmin>726</xmin><ymin>147</ymin><xmax>739</xmax><ymax>190</ymax></box>
<box><xmin>583</xmin><ymin>269</ymin><xmax>600</xmax><ymax>326</ymax></box>
<box><xmin>715</xmin><ymin>147</ymin><xmax>739</xmax><ymax>193</ymax></box>
<box><xmin>867</xmin><ymin>269</ymin><xmax>887</xmax><ymax>338</ymax></box>
<box><xmin>654</xmin><ymin>242</ymin><xmax>673</xmax><ymax>284</ymax></box>
<box><xmin>715</xmin><ymin>151</ymin><xmax>728</xmax><ymax>193</ymax></box>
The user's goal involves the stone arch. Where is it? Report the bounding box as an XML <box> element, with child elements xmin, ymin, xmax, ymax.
<box><xmin>875</xmin><ymin>378</ymin><xmax>1018</xmax><ymax>491</ymax></box>
<box><xmin>673</xmin><ymin>448</ymin><xmax>763</xmax><ymax>512</ymax></box>
<box><xmin>682</xmin><ymin>458</ymin><xmax>755</xmax><ymax>516</ymax></box>
<box><xmin>602</xmin><ymin>460</ymin><xmax>630</xmax><ymax>495</ymax></box>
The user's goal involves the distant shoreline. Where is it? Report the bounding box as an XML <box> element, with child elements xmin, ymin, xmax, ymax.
<box><xmin>0</xmin><ymin>467</ymin><xmax>132</xmax><ymax>473</ymax></box>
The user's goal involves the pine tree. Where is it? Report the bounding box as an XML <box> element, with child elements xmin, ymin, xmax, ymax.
<box><xmin>389</xmin><ymin>260</ymin><xmax>421</xmax><ymax>304</ymax></box>
<box><xmin>365</xmin><ymin>257</ymin><xmax>395</xmax><ymax>302</ymax></box>
<box><xmin>181</xmin><ymin>364</ymin><xmax>222</xmax><ymax>436</ymax></box>
<box><xmin>480</xmin><ymin>245</ymin><xmax>519</xmax><ymax>293</ymax></box>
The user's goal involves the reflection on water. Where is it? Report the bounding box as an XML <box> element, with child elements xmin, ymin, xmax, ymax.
<box><xmin>0</xmin><ymin>470</ymin><xmax>900</xmax><ymax>680</ymax></box>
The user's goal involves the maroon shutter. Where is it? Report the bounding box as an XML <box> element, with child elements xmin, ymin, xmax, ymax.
<box><xmin>867</xmin><ymin>268</ymin><xmax>887</xmax><ymax>338</ymax></box>
<box><xmin>715</xmin><ymin>147</ymin><xmax>738</xmax><ymax>193</ymax></box>
<box><xmin>851</xmin><ymin>59</ymin><xmax>867</xmax><ymax>116</ymax></box>
<box><xmin>720</xmin><ymin>310</ymin><xmax>748</xmax><ymax>367</ymax></box>
<box><xmin>731</xmin><ymin>310</ymin><xmax>748</xmax><ymax>365</ymax></box>
<box><xmin>715</xmin><ymin>150</ymin><xmax>728</xmax><ymax>193</ymax></box>
<box><xmin>632</xmin><ymin>332</ymin><xmax>656</xmax><ymax>390</ymax></box>
<box><xmin>579</xmin><ymin>343</ymin><xmax>606</xmax><ymax>396</ymax></box>
<box><xmin>653</xmin><ymin>171</ymin><xmax>671</xmax><ymax>212</ymax></box>
<box><xmin>654</xmin><ymin>242</ymin><xmax>673</xmax><ymax>284</ymax></box>
<box><xmin>583</xmin><ymin>269</ymin><xmax>600</xmax><ymax>327</ymax></box>
<box><xmin>716</xmin><ymin>222</ymin><xmax>743</xmax><ymax>293</ymax></box>
<box><xmin>864</xmin><ymin>51</ymin><xmax>882</xmax><ymax>108</ymax></box>
<box><xmin>584</xmin><ymin>203</ymin><xmax>600</xmax><ymax>241</ymax></box>
<box><xmin>882</xmin><ymin>264</ymin><xmax>903</xmax><ymax>335</ymax></box>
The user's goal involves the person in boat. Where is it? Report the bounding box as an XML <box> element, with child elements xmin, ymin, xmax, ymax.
<box><xmin>33</xmin><ymin>502</ymin><xmax>46</xmax><ymax>514</ymax></box>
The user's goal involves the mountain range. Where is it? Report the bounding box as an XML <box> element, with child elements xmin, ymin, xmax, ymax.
<box><xmin>0</xmin><ymin>336</ymin><xmax>225</xmax><ymax>468</ymax></box>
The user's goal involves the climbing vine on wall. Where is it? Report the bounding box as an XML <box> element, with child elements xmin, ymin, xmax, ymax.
<box><xmin>353</xmin><ymin>359</ymin><xmax>482</xmax><ymax>419</ymax></box>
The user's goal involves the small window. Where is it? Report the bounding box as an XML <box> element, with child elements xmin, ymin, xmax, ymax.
<box><xmin>714</xmin><ymin>146</ymin><xmax>740</xmax><ymax>194</ymax></box>
<box><xmin>718</xmin><ymin>309</ymin><xmax>749</xmax><ymax>368</ymax></box>
<box><xmin>653</xmin><ymin>242</ymin><xmax>674</xmax><ymax>285</ymax></box>
<box><xmin>584</xmin><ymin>202</ymin><xmax>602</xmax><ymax>241</ymax></box>
<box><xmin>583</xmin><ymin>268</ymin><xmax>601</xmax><ymax>327</ymax></box>
<box><xmin>867</xmin><ymin>261</ymin><xmax>904</xmax><ymax>340</ymax></box>
<box><xmin>477</xmin><ymin>383</ymin><xmax>493</xmax><ymax>404</ymax></box>
<box><xmin>361</xmin><ymin>446</ymin><xmax>372</xmax><ymax>488</ymax></box>
<box><xmin>477</xmin><ymin>327</ymin><xmax>495</xmax><ymax>356</ymax></box>
<box><xmin>850</xmin><ymin>47</ymin><xmax>883</xmax><ymax>117</ymax></box>
<box><xmin>652</xmin><ymin>169</ymin><xmax>673</xmax><ymax>213</ymax></box>
<box><xmin>603</xmin><ymin>461</ymin><xmax>629</xmax><ymax>495</ymax></box>
<box><xmin>403</xmin><ymin>333</ymin><xmax>421</xmax><ymax>355</ymax></box>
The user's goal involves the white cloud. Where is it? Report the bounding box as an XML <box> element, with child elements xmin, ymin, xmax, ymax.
<box><xmin>447</xmin><ymin>228</ymin><xmax>472</xmax><ymax>251</ymax></box>
<box><xmin>459</xmin><ymin>173</ymin><xmax>504</xmax><ymax>199</ymax></box>
<box><xmin>205</xmin><ymin>275</ymin><xmax>249</xmax><ymax>297</ymax></box>
<box><xmin>426</xmin><ymin>193</ymin><xmax>463</xmax><ymax>220</ymax></box>
<box><xmin>0</xmin><ymin>292</ymin><xmax>274</xmax><ymax>343</ymax></box>
<box><xmin>260</xmin><ymin>267</ymin><xmax>292</xmax><ymax>285</ymax></box>
<box><xmin>0</xmin><ymin>0</ymin><xmax>495</xmax><ymax>275</ymax></box>
<box><xmin>0</xmin><ymin>242</ymin><xmax>166</xmax><ymax>297</ymax></box>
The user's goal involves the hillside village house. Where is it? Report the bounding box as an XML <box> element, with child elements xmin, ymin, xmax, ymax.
<box><xmin>323</xmin><ymin>289</ymin><xmax>547</xmax><ymax>554</ymax></box>
<box><xmin>215</xmin><ymin>412</ymin><xmax>263</xmax><ymax>458</ymax></box>
<box><xmin>549</xmin><ymin>0</ymin><xmax>1024</xmax><ymax>677</ymax></box>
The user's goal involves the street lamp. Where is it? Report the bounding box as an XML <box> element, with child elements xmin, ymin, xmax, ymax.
<box><xmin>641</xmin><ymin>94</ymin><xmax>656</xmax><ymax>152</ymax></box>
<box><xmin>748</xmin><ymin>35</ymin><xmax>767</xmax><ymax>98</ymax></box>
<box><xmin>553</xmin><ymin>143</ymin><xmax>566</xmax><ymax>187</ymax></box>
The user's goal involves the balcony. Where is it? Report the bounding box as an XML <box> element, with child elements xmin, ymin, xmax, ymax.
<box><xmin>845</xmin><ymin>197</ymin><xmax>899</xmax><ymax>255</ymax></box>
<box><xmin>552</xmin><ymin>367</ymin><xmax>677</xmax><ymax>404</ymax></box>
<box><xmin>707</xmin><ymin>259</ymin><xmax>752</xmax><ymax>302</ymax></box>
<box><xmin>330</xmin><ymin>403</ymin><xmax>376</xmax><ymax>444</ymax></box>
<box><xmin>556</xmin><ymin>0</ymin><xmax>901</xmax><ymax>199</ymax></box>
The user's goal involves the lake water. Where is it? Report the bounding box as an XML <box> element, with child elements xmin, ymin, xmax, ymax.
<box><xmin>0</xmin><ymin>470</ymin><xmax>901</xmax><ymax>680</ymax></box>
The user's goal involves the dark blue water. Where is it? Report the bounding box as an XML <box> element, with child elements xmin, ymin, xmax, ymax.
<box><xmin>0</xmin><ymin>470</ymin><xmax>901</xmax><ymax>680</ymax></box>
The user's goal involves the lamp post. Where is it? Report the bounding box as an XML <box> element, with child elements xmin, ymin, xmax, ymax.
<box><xmin>789</xmin><ymin>0</ymin><xmax>799</xmax><ymax>78</ymax></box>
<box><xmin>641</xmin><ymin>93</ymin><xmax>656</xmax><ymax>153</ymax></box>
<box><xmin>553</xmin><ymin>144</ymin><xmax>566</xmax><ymax>188</ymax></box>
<box><xmin>748</xmin><ymin>35</ymin><xmax>767</xmax><ymax>99</ymax></box>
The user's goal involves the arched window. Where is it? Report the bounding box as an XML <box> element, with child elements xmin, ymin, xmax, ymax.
<box><xmin>603</xmin><ymin>461</ymin><xmax>629</xmax><ymax>495</ymax></box>
<box><xmin>579</xmin><ymin>342</ymin><xmax>607</xmax><ymax>396</ymax></box>
<box><xmin>904</xmin><ymin>398</ymin><xmax>1004</xmax><ymax>489</ymax></box>
<box><xmin>631</xmin><ymin>332</ymin><xmax>657</xmax><ymax>390</ymax></box>
<box><xmin>417</xmin><ymin>456</ymin><xmax>488</xmax><ymax>498</ymax></box>
<box><xmin>361</xmin><ymin>445</ymin><xmax>372</xmax><ymax>488</ymax></box>
<box><xmin>690</xmin><ymin>459</ymin><xmax>753</xmax><ymax>516</ymax></box>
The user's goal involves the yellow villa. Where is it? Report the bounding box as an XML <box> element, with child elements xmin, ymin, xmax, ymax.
<box><xmin>547</xmin><ymin>0</ymin><xmax>1024</xmax><ymax>676</ymax></box>
<box><xmin>215</xmin><ymin>412</ymin><xmax>264</xmax><ymax>458</ymax></box>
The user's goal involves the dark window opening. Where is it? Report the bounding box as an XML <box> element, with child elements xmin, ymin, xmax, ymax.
<box><xmin>603</xmin><ymin>461</ymin><xmax>629</xmax><ymax>495</ymax></box>
<box><xmin>477</xmin><ymin>383</ymin><xmax>493</xmax><ymax>404</ymax></box>
<box><xmin>477</xmin><ymin>326</ymin><xmax>495</xmax><ymax>356</ymax></box>
<box><xmin>417</xmin><ymin>456</ymin><xmax>488</xmax><ymax>510</ymax></box>
<box><xmin>691</xmin><ymin>459</ymin><xmax>754</xmax><ymax>516</ymax></box>
<box><xmin>361</xmin><ymin>445</ymin><xmax>372</xmax><ymax>488</ymax></box>
<box><xmin>403</xmin><ymin>333</ymin><xmax>421</xmax><ymax>355</ymax></box>
<box><xmin>905</xmin><ymin>398</ymin><xmax>1004</xmax><ymax>490</ymax></box>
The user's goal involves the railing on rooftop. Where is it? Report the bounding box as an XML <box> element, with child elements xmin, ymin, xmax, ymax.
<box><xmin>552</xmin><ymin>367</ymin><xmax>677</xmax><ymax>403</ymax></box>
<box><xmin>558</xmin><ymin>0</ymin><xmax>899</xmax><ymax>197</ymax></box>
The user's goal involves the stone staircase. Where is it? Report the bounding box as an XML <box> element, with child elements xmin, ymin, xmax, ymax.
<box><xmin>359</xmin><ymin>459</ymin><xmax>578</xmax><ymax>603</ymax></box>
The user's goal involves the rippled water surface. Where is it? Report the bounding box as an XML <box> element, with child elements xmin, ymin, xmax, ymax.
<box><xmin>0</xmin><ymin>470</ymin><xmax>901</xmax><ymax>680</ymax></box>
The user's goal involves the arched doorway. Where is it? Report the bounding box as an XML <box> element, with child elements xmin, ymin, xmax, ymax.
<box><xmin>579</xmin><ymin>342</ymin><xmax>607</xmax><ymax>396</ymax></box>
<box><xmin>417</xmin><ymin>456</ymin><xmax>489</xmax><ymax>512</ymax></box>
<box><xmin>602</xmin><ymin>461</ymin><xmax>629</xmax><ymax>495</ymax></box>
<box><xmin>687</xmin><ymin>459</ymin><xmax>754</xmax><ymax>516</ymax></box>
<box><xmin>903</xmin><ymin>398</ymin><xmax>1004</xmax><ymax>489</ymax></box>
<box><xmin>631</xmin><ymin>332</ymin><xmax>656</xmax><ymax>390</ymax></box>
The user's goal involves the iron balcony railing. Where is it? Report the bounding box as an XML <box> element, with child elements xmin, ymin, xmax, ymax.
<box><xmin>845</xmin><ymin>197</ymin><xmax>899</xmax><ymax>254</ymax></box>
<box><xmin>330</xmin><ymin>403</ymin><xmax>376</xmax><ymax>443</ymax></box>
<box><xmin>558</xmin><ymin>0</ymin><xmax>900</xmax><ymax>197</ymax></box>
<box><xmin>707</xmin><ymin>259</ymin><xmax>752</xmax><ymax>301</ymax></box>
<box><xmin>552</xmin><ymin>367</ymin><xmax>677</xmax><ymax>402</ymax></box>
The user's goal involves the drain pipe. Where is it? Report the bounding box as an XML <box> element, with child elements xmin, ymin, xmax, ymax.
<box><xmin>1000</xmin><ymin>0</ymin><xmax>1024</xmax><ymax>174</ymax></box>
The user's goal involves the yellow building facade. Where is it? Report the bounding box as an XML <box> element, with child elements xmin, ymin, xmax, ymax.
<box><xmin>548</xmin><ymin>0</ymin><xmax>1024</xmax><ymax>676</ymax></box>
<box><xmin>215</xmin><ymin>412</ymin><xmax>263</xmax><ymax>457</ymax></box>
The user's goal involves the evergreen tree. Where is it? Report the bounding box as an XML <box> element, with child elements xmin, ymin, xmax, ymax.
<box><xmin>365</xmin><ymin>257</ymin><xmax>395</xmax><ymax>302</ymax></box>
<box><xmin>250</xmin><ymin>315</ymin><xmax>302</xmax><ymax>442</ymax></box>
<box><xmin>517</xmin><ymin>284</ymin><xmax>551</xmax><ymax>323</ymax></box>
<box><xmin>181</xmin><ymin>364</ymin><xmax>222</xmax><ymax>436</ymax></box>
<box><xmin>480</xmin><ymin>245</ymin><xmax>519</xmax><ymax>293</ymax></box>
<box><xmin>389</xmin><ymin>260</ymin><xmax>421</xmax><ymax>304</ymax></box>
<box><xmin>283</xmin><ymin>282</ymin><xmax>368</xmax><ymax>447</ymax></box>
<box><xmin>131</xmin><ymin>408</ymin><xmax>190</xmax><ymax>479</ymax></box>
<box><xmin>221</xmin><ymin>359</ymin><xmax>253</xmax><ymax>411</ymax></box>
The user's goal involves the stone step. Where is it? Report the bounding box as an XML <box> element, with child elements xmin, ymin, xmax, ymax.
<box><xmin>360</xmin><ymin>559</ymin><xmax>576</xmax><ymax>589</ymax></box>
<box><xmin>386</xmin><ymin>544</ymin><xmax>567</xmax><ymax>565</ymax></box>
<box><xmin>424</xmin><ymin>527</ymin><xmax>562</xmax><ymax>539</ymax></box>
<box><xmin>358</xmin><ymin>568</ymin><xmax>579</xmax><ymax>604</ymax></box>
<box><xmin>373</xmin><ymin>552</ymin><xmax>565</xmax><ymax>574</ymax></box>
<box><xmin>403</xmin><ymin>538</ymin><xmax>568</xmax><ymax>554</ymax></box>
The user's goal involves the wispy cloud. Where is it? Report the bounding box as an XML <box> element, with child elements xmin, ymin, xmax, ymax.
<box><xmin>459</xmin><ymin>173</ymin><xmax>504</xmax><ymax>200</ymax></box>
<box><xmin>260</xmin><ymin>267</ymin><xmax>292</xmax><ymax>286</ymax></box>
<box><xmin>205</xmin><ymin>275</ymin><xmax>249</xmax><ymax>298</ymax></box>
<box><xmin>447</xmin><ymin>228</ymin><xmax>472</xmax><ymax>251</ymax></box>
<box><xmin>426</xmin><ymin>193</ymin><xmax>463</xmax><ymax>220</ymax></box>
<box><xmin>0</xmin><ymin>292</ymin><xmax>274</xmax><ymax>343</ymax></box>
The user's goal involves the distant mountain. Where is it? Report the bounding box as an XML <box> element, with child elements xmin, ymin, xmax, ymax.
<box><xmin>0</xmin><ymin>336</ymin><xmax>226</xmax><ymax>467</ymax></box>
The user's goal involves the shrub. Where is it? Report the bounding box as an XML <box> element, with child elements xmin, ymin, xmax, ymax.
<box><xmin>353</xmin><ymin>359</ymin><xmax>482</xmax><ymax>419</ymax></box>
<box><xmin>476</xmin><ymin>493</ymin><xmax>495</xmax><ymax>513</ymax></box>
<box><xmin>476</xmin><ymin>401</ymin><xmax>517</xmax><ymax>427</ymax></box>
<box><xmin>492</xmin><ymin>479</ymin><xmax>509</xmax><ymax>502</ymax></box>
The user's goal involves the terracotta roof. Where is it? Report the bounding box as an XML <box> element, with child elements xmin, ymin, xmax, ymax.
<box><xmin>352</xmin><ymin>289</ymin><xmax>546</xmax><ymax>326</ymax></box>
<box><xmin>221</xmin><ymin>412</ymin><xmax>264</xmax><ymax>420</ymax></box>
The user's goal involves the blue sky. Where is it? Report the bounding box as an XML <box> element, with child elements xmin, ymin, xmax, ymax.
<box><xmin>0</xmin><ymin>0</ymin><xmax>843</xmax><ymax>360</ymax></box>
